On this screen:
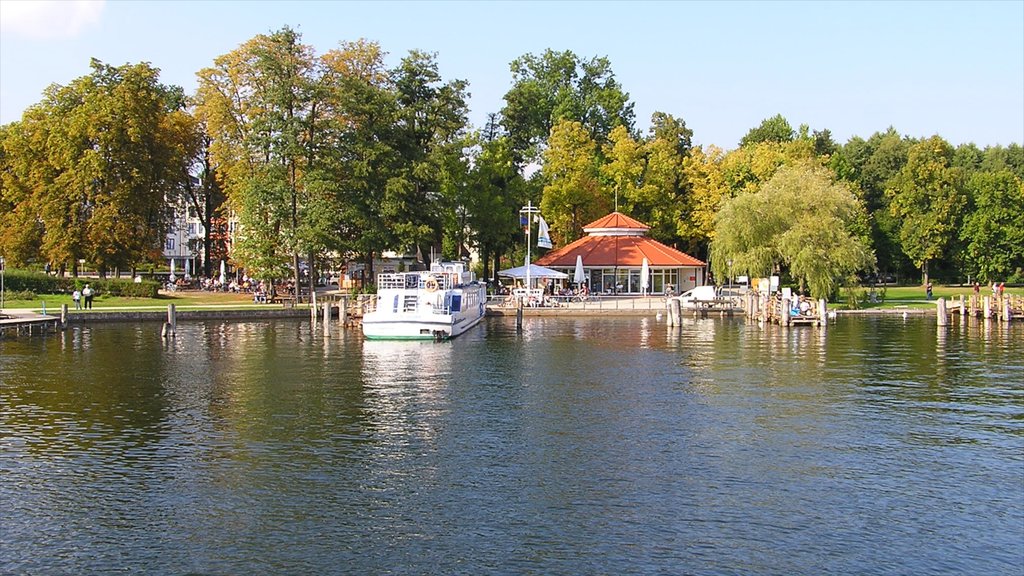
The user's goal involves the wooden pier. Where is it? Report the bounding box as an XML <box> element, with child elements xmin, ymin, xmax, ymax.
<box><xmin>740</xmin><ymin>292</ymin><xmax>828</xmax><ymax>327</ymax></box>
<box><xmin>949</xmin><ymin>294</ymin><xmax>1020</xmax><ymax>323</ymax></box>
<box><xmin>0</xmin><ymin>311</ymin><xmax>62</xmax><ymax>339</ymax></box>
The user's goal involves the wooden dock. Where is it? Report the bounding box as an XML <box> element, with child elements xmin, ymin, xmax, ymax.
<box><xmin>948</xmin><ymin>294</ymin><xmax>1020</xmax><ymax>323</ymax></box>
<box><xmin>0</xmin><ymin>311</ymin><xmax>62</xmax><ymax>339</ymax></box>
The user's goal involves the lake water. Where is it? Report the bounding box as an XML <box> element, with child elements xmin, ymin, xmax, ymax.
<box><xmin>1</xmin><ymin>315</ymin><xmax>1022</xmax><ymax>575</ymax></box>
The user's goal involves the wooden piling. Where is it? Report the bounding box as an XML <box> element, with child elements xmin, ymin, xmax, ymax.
<box><xmin>60</xmin><ymin>304</ymin><xmax>68</xmax><ymax>330</ymax></box>
<box><xmin>983</xmin><ymin>296</ymin><xmax>991</xmax><ymax>319</ymax></box>
<box><xmin>340</xmin><ymin>296</ymin><xmax>348</xmax><ymax>328</ymax></box>
<box><xmin>516</xmin><ymin>297</ymin><xmax>523</xmax><ymax>331</ymax></box>
<box><xmin>161</xmin><ymin>304</ymin><xmax>176</xmax><ymax>338</ymax></box>
<box><xmin>781</xmin><ymin>297</ymin><xmax>791</xmax><ymax>327</ymax></box>
<box><xmin>818</xmin><ymin>299</ymin><xmax>828</xmax><ymax>327</ymax></box>
<box><xmin>936</xmin><ymin>298</ymin><xmax>948</xmax><ymax>327</ymax></box>
<box><xmin>1003</xmin><ymin>297</ymin><xmax>1012</xmax><ymax>323</ymax></box>
<box><xmin>959</xmin><ymin>295</ymin><xmax>965</xmax><ymax>322</ymax></box>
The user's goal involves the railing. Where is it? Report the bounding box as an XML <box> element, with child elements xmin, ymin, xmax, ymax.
<box><xmin>485</xmin><ymin>293</ymin><xmax>668</xmax><ymax>311</ymax></box>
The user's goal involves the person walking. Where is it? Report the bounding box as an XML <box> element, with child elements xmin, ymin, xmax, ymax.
<box><xmin>72</xmin><ymin>288</ymin><xmax>82</xmax><ymax>310</ymax></box>
<box><xmin>82</xmin><ymin>284</ymin><xmax>94</xmax><ymax>310</ymax></box>
<box><xmin>926</xmin><ymin>282</ymin><xmax>933</xmax><ymax>300</ymax></box>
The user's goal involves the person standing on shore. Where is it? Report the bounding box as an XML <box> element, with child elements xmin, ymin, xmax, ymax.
<box><xmin>82</xmin><ymin>284</ymin><xmax>94</xmax><ymax>309</ymax></box>
<box><xmin>926</xmin><ymin>282</ymin><xmax>933</xmax><ymax>300</ymax></box>
<box><xmin>72</xmin><ymin>288</ymin><xmax>82</xmax><ymax>310</ymax></box>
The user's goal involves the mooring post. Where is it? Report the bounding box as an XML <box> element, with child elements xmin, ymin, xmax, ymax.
<box><xmin>516</xmin><ymin>297</ymin><xmax>523</xmax><ymax>331</ymax></box>
<box><xmin>168</xmin><ymin>304</ymin><xmax>177</xmax><ymax>336</ymax></box>
<box><xmin>60</xmin><ymin>304</ymin><xmax>68</xmax><ymax>330</ymax></box>
<box><xmin>781</xmin><ymin>297</ymin><xmax>791</xmax><ymax>327</ymax></box>
<box><xmin>936</xmin><ymin>297</ymin><xmax>948</xmax><ymax>327</ymax></box>
<box><xmin>959</xmin><ymin>295</ymin><xmax>965</xmax><ymax>323</ymax></box>
<box><xmin>983</xmin><ymin>296</ymin><xmax>991</xmax><ymax>319</ymax></box>
<box><xmin>323</xmin><ymin>301</ymin><xmax>332</xmax><ymax>338</ymax></box>
<box><xmin>340</xmin><ymin>296</ymin><xmax>349</xmax><ymax>327</ymax></box>
<box><xmin>818</xmin><ymin>298</ymin><xmax>828</xmax><ymax>327</ymax></box>
<box><xmin>1003</xmin><ymin>297</ymin><xmax>1012</xmax><ymax>323</ymax></box>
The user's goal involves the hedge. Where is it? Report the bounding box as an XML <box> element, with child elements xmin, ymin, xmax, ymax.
<box><xmin>1</xmin><ymin>270</ymin><xmax>160</xmax><ymax>298</ymax></box>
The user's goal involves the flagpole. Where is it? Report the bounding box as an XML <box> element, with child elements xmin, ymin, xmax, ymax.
<box><xmin>520</xmin><ymin>201</ymin><xmax>540</xmax><ymax>290</ymax></box>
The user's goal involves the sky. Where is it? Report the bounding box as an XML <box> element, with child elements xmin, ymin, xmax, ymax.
<box><xmin>1</xmin><ymin>0</ymin><xmax>1022</xmax><ymax>150</ymax></box>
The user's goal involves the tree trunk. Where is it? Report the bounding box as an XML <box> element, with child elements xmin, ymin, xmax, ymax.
<box><xmin>922</xmin><ymin>262</ymin><xmax>929</xmax><ymax>287</ymax></box>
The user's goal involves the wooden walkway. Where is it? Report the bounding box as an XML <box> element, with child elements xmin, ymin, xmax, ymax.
<box><xmin>0</xmin><ymin>311</ymin><xmax>62</xmax><ymax>339</ymax></box>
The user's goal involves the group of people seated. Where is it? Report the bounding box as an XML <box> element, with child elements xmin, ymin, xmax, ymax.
<box><xmin>500</xmin><ymin>282</ymin><xmax>591</xmax><ymax>307</ymax></box>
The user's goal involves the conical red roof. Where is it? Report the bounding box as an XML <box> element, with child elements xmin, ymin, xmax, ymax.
<box><xmin>583</xmin><ymin>212</ymin><xmax>649</xmax><ymax>231</ymax></box>
<box><xmin>535</xmin><ymin>212</ymin><xmax>705</xmax><ymax>268</ymax></box>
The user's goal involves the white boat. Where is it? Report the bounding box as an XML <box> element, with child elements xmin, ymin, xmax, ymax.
<box><xmin>361</xmin><ymin>261</ymin><xmax>487</xmax><ymax>340</ymax></box>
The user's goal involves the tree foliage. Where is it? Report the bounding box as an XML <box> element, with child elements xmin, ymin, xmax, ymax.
<box><xmin>1</xmin><ymin>59</ymin><xmax>191</xmax><ymax>276</ymax></box>
<box><xmin>739</xmin><ymin>113</ymin><xmax>795</xmax><ymax>147</ymax></box>
<box><xmin>710</xmin><ymin>163</ymin><xmax>875</xmax><ymax>298</ymax></box>
<box><xmin>501</xmin><ymin>49</ymin><xmax>634</xmax><ymax>165</ymax></box>
<box><xmin>959</xmin><ymin>170</ymin><xmax>1024</xmax><ymax>282</ymax></box>
<box><xmin>885</xmin><ymin>136</ymin><xmax>967</xmax><ymax>284</ymax></box>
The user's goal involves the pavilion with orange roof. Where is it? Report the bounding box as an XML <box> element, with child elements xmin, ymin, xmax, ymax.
<box><xmin>533</xmin><ymin>212</ymin><xmax>707</xmax><ymax>295</ymax></box>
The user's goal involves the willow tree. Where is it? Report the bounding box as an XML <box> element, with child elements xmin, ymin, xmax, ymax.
<box><xmin>710</xmin><ymin>163</ymin><xmax>875</xmax><ymax>298</ymax></box>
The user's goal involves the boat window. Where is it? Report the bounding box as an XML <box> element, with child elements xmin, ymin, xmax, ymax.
<box><xmin>392</xmin><ymin>294</ymin><xmax>399</xmax><ymax>313</ymax></box>
<box><xmin>449</xmin><ymin>294</ymin><xmax>462</xmax><ymax>312</ymax></box>
<box><xmin>403</xmin><ymin>295</ymin><xmax>418</xmax><ymax>312</ymax></box>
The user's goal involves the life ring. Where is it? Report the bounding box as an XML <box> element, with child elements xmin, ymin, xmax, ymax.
<box><xmin>424</xmin><ymin>278</ymin><xmax>438</xmax><ymax>292</ymax></box>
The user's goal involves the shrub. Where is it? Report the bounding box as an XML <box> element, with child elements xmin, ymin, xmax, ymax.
<box><xmin>0</xmin><ymin>270</ymin><xmax>159</xmax><ymax>298</ymax></box>
<box><xmin>2</xmin><ymin>269</ymin><xmax>64</xmax><ymax>294</ymax></box>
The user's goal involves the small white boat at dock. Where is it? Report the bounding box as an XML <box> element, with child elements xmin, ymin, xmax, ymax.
<box><xmin>361</xmin><ymin>261</ymin><xmax>486</xmax><ymax>341</ymax></box>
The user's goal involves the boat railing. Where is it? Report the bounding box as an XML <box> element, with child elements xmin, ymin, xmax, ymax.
<box><xmin>377</xmin><ymin>272</ymin><xmax>461</xmax><ymax>291</ymax></box>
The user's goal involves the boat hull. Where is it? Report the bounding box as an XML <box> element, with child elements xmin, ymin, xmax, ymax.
<box><xmin>362</xmin><ymin>282</ymin><xmax>486</xmax><ymax>341</ymax></box>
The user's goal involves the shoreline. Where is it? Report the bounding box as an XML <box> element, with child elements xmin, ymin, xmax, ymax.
<box><xmin>6</xmin><ymin>304</ymin><xmax>939</xmax><ymax>325</ymax></box>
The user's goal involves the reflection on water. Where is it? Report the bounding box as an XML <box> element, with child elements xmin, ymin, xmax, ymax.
<box><xmin>1</xmin><ymin>316</ymin><xmax>1022</xmax><ymax>575</ymax></box>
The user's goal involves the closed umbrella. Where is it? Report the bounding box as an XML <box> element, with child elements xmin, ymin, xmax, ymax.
<box><xmin>169</xmin><ymin>259</ymin><xmax>176</xmax><ymax>283</ymax></box>
<box><xmin>640</xmin><ymin>257</ymin><xmax>650</xmax><ymax>296</ymax></box>
<box><xmin>219</xmin><ymin>260</ymin><xmax>227</xmax><ymax>285</ymax></box>
<box><xmin>573</xmin><ymin>255</ymin><xmax>586</xmax><ymax>286</ymax></box>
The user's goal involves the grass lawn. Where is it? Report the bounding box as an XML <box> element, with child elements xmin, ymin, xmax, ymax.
<box><xmin>1</xmin><ymin>290</ymin><xmax>311</xmax><ymax>312</ymax></box>
<box><xmin>843</xmin><ymin>284</ymin><xmax>1021</xmax><ymax>310</ymax></box>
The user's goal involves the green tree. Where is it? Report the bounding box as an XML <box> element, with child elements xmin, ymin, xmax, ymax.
<box><xmin>501</xmin><ymin>49</ymin><xmax>634</xmax><ymax>165</ymax></box>
<box><xmin>465</xmin><ymin>117</ymin><xmax>530</xmax><ymax>283</ymax></box>
<box><xmin>959</xmin><ymin>170</ymin><xmax>1024</xmax><ymax>282</ymax></box>
<box><xmin>1</xmin><ymin>59</ymin><xmax>189</xmax><ymax>276</ymax></box>
<box><xmin>197</xmin><ymin>27</ymin><xmax>329</xmax><ymax>289</ymax></box>
<box><xmin>885</xmin><ymin>136</ymin><xmax>967</xmax><ymax>285</ymax></box>
<box><xmin>739</xmin><ymin>113</ymin><xmax>795</xmax><ymax>147</ymax></box>
<box><xmin>540</xmin><ymin>119</ymin><xmax>606</xmax><ymax>243</ymax></box>
<box><xmin>839</xmin><ymin>128</ymin><xmax>915</xmax><ymax>280</ymax></box>
<box><xmin>710</xmin><ymin>163</ymin><xmax>875</xmax><ymax>299</ymax></box>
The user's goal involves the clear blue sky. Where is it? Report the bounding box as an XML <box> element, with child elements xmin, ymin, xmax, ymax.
<box><xmin>2</xmin><ymin>0</ymin><xmax>1022</xmax><ymax>149</ymax></box>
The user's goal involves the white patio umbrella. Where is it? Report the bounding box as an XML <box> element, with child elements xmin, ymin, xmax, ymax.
<box><xmin>184</xmin><ymin>259</ymin><xmax>191</xmax><ymax>279</ymax></box>
<box><xmin>219</xmin><ymin>260</ymin><xmax>227</xmax><ymax>285</ymax></box>
<box><xmin>169</xmin><ymin>259</ymin><xmax>176</xmax><ymax>282</ymax></box>
<box><xmin>573</xmin><ymin>255</ymin><xmax>586</xmax><ymax>286</ymax></box>
<box><xmin>640</xmin><ymin>257</ymin><xmax>650</xmax><ymax>296</ymax></box>
<box><xmin>499</xmin><ymin>264</ymin><xmax>567</xmax><ymax>288</ymax></box>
